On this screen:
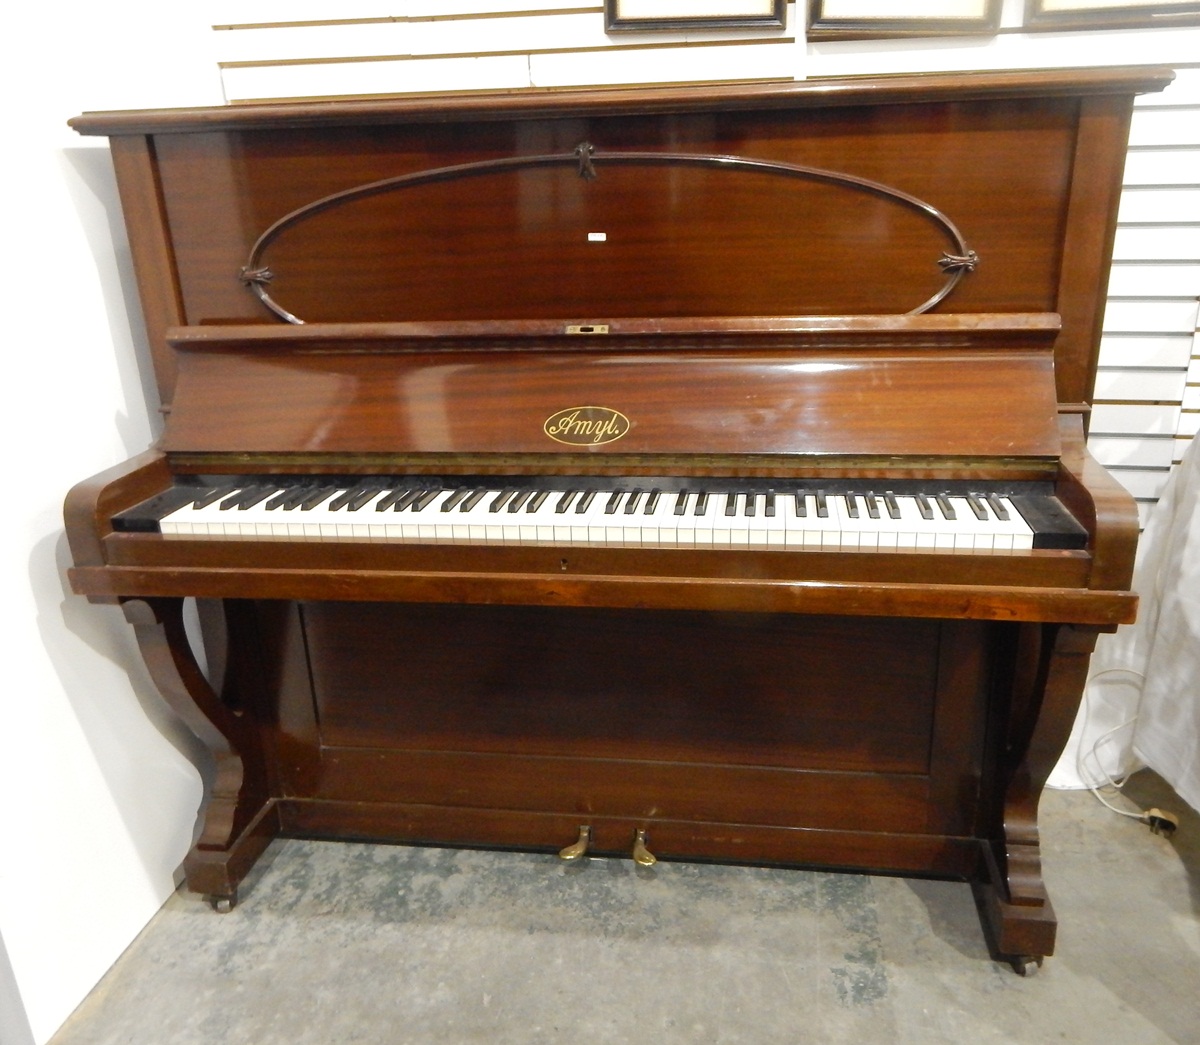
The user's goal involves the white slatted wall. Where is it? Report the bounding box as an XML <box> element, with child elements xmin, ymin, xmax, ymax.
<box><xmin>211</xmin><ymin>1</ymin><xmax>802</xmax><ymax>101</ymax></box>
<box><xmin>203</xmin><ymin>7</ymin><xmax>1198</xmax><ymax>523</ymax></box>
<box><xmin>1093</xmin><ymin>64</ymin><xmax>1200</xmax><ymax>526</ymax></box>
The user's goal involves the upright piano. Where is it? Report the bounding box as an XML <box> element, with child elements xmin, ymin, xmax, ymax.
<box><xmin>65</xmin><ymin>68</ymin><xmax>1169</xmax><ymax>972</ymax></box>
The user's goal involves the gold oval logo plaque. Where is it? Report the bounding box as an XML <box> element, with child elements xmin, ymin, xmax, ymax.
<box><xmin>543</xmin><ymin>406</ymin><xmax>630</xmax><ymax>446</ymax></box>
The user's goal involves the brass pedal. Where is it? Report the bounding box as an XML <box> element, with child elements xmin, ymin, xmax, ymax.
<box><xmin>632</xmin><ymin>828</ymin><xmax>657</xmax><ymax>867</ymax></box>
<box><xmin>558</xmin><ymin>825</ymin><xmax>591</xmax><ymax>861</ymax></box>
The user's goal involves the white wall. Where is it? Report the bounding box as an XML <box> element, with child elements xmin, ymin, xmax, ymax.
<box><xmin>3</xmin><ymin>3</ymin><xmax>1196</xmax><ymax>1042</ymax></box>
<box><xmin>1</xmin><ymin>6</ymin><xmax>224</xmax><ymax>1043</ymax></box>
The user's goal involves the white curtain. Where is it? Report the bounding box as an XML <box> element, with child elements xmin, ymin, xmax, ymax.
<box><xmin>1049</xmin><ymin>437</ymin><xmax>1200</xmax><ymax>814</ymax></box>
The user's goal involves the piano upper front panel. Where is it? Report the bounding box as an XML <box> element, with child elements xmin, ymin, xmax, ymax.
<box><xmin>159</xmin><ymin>337</ymin><xmax>1063</xmax><ymax>460</ymax></box>
<box><xmin>74</xmin><ymin>70</ymin><xmax>1172</xmax><ymax>410</ymax></box>
<box><xmin>148</xmin><ymin>100</ymin><xmax>1080</xmax><ymax>328</ymax></box>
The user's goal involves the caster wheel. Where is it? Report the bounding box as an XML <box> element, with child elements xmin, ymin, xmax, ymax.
<box><xmin>1010</xmin><ymin>955</ymin><xmax>1043</xmax><ymax>977</ymax></box>
<box><xmin>208</xmin><ymin>894</ymin><xmax>237</xmax><ymax>913</ymax></box>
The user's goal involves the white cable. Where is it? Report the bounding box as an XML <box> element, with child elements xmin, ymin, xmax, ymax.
<box><xmin>1080</xmin><ymin>718</ymin><xmax>1147</xmax><ymax>819</ymax></box>
<box><xmin>1073</xmin><ymin>667</ymin><xmax>1148</xmax><ymax>820</ymax></box>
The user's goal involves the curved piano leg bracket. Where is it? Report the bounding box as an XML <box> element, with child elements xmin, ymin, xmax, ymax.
<box><xmin>122</xmin><ymin>597</ymin><xmax>276</xmax><ymax>901</ymax></box>
<box><xmin>979</xmin><ymin>622</ymin><xmax>1100</xmax><ymax>968</ymax></box>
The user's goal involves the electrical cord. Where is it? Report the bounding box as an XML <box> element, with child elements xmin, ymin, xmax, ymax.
<box><xmin>1073</xmin><ymin>670</ymin><xmax>1179</xmax><ymax>836</ymax></box>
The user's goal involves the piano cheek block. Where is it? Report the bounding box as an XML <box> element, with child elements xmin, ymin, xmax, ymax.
<box><xmin>64</xmin><ymin>67</ymin><xmax>1155</xmax><ymax>969</ymax></box>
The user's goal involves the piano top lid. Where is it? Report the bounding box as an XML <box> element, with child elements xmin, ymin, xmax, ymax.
<box><xmin>160</xmin><ymin>316</ymin><xmax>1066</xmax><ymax>463</ymax></box>
<box><xmin>68</xmin><ymin>66</ymin><xmax>1174</xmax><ymax>136</ymax></box>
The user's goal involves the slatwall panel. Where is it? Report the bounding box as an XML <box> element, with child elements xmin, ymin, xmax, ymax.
<box><xmin>1091</xmin><ymin>63</ymin><xmax>1200</xmax><ymax>527</ymax></box>
<box><xmin>210</xmin><ymin>1</ymin><xmax>801</xmax><ymax>103</ymax></box>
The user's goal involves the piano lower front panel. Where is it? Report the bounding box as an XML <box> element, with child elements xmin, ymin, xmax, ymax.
<box><xmin>239</xmin><ymin>598</ymin><xmax>1002</xmax><ymax>877</ymax></box>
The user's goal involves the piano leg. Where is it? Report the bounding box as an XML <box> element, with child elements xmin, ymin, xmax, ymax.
<box><xmin>122</xmin><ymin>597</ymin><xmax>278</xmax><ymax>909</ymax></box>
<box><xmin>977</xmin><ymin>622</ymin><xmax>1099</xmax><ymax>973</ymax></box>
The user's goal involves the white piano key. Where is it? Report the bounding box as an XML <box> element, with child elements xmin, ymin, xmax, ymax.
<box><xmin>154</xmin><ymin>480</ymin><xmax>1054</xmax><ymax>553</ymax></box>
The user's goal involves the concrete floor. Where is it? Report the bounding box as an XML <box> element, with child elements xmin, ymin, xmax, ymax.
<box><xmin>51</xmin><ymin>772</ymin><xmax>1198</xmax><ymax>1045</ymax></box>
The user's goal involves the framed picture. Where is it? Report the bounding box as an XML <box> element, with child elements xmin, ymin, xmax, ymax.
<box><xmin>1025</xmin><ymin>0</ymin><xmax>1200</xmax><ymax>30</ymax></box>
<box><xmin>808</xmin><ymin>0</ymin><xmax>1003</xmax><ymax>37</ymax></box>
<box><xmin>605</xmin><ymin>0</ymin><xmax>787</xmax><ymax>32</ymax></box>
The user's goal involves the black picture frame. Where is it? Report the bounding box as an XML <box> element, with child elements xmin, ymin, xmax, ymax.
<box><xmin>807</xmin><ymin>0</ymin><xmax>1003</xmax><ymax>38</ymax></box>
<box><xmin>605</xmin><ymin>0</ymin><xmax>787</xmax><ymax>32</ymax></box>
<box><xmin>1025</xmin><ymin>0</ymin><xmax>1200</xmax><ymax>30</ymax></box>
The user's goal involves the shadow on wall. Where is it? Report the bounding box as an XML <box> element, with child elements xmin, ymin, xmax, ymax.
<box><xmin>0</xmin><ymin>927</ymin><xmax>35</xmax><ymax>1045</ymax></box>
<box><xmin>31</xmin><ymin>138</ymin><xmax>212</xmax><ymax>891</ymax></box>
<box><xmin>36</xmin><ymin>529</ymin><xmax>211</xmax><ymax>882</ymax></box>
<box><xmin>59</xmin><ymin>145</ymin><xmax>159</xmax><ymax>435</ymax></box>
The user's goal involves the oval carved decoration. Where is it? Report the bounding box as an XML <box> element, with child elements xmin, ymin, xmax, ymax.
<box><xmin>241</xmin><ymin>140</ymin><xmax>974</xmax><ymax>323</ymax></box>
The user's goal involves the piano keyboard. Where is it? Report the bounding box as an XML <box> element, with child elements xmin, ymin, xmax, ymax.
<box><xmin>115</xmin><ymin>478</ymin><xmax>1089</xmax><ymax>551</ymax></box>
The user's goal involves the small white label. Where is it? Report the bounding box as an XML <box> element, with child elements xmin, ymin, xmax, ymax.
<box><xmin>587</xmin><ymin>232</ymin><xmax>607</xmax><ymax>242</ymax></box>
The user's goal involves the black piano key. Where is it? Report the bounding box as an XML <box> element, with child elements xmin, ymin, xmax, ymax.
<box><xmin>604</xmin><ymin>491</ymin><xmax>623</xmax><ymax>515</ymax></box>
<box><xmin>966</xmin><ymin>493</ymin><xmax>989</xmax><ymax>520</ymax></box>
<box><xmin>527</xmin><ymin>490</ymin><xmax>550</xmax><ymax>512</ymax></box>
<box><xmin>112</xmin><ymin>486</ymin><xmax>212</xmax><ymax>532</ymax></box>
<box><xmin>330</xmin><ymin>486</ymin><xmax>380</xmax><ymax>511</ymax></box>
<box><xmin>190</xmin><ymin>485</ymin><xmax>238</xmax><ymax>509</ymax></box>
<box><xmin>694</xmin><ymin>491</ymin><xmax>710</xmax><ymax>516</ymax></box>
<box><xmin>864</xmin><ymin>492</ymin><xmax>880</xmax><ymax>519</ymax></box>
<box><xmin>555</xmin><ymin>490</ymin><xmax>579</xmax><ymax>514</ymax></box>
<box><xmin>644</xmin><ymin>489</ymin><xmax>661</xmax><ymax>514</ymax></box>
<box><xmin>347</xmin><ymin>487</ymin><xmax>385</xmax><ymax>511</ymax></box>
<box><xmin>576</xmin><ymin>490</ymin><xmax>597</xmax><ymax>512</ymax></box>
<box><xmin>411</xmin><ymin>489</ymin><xmax>441</xmax><ymax>511</ymax></box>
<box><xmin>844</xmin><ymin>494</ymin><xmax>859</xmax><ymax>519</ymax></box>
<box><xmin>263</xmin><ymin>487</ymin><xmax>296</xmax><ymax>510</ymax></box>
<box><xmin>764</xmin><ymin>490</ymin><xmax>776</xmax><ymax>518</ymax></box>
<box><xmin>460</xmin><ymin>488</ymin><xmax>488</xmax><ymax>512</ymax></box>
<box><xmin>884</xmin><ymin>492</ymin><xmax>901</xmax><ymax>519</ymax></box>
<box><xmin>987</xmin><ymin>493</ymin><xmax>1010</xmax><ymax>521</ymax></box>
<box><xmin>216</xmin><ymin>487</ymin><xmax>249</xmax><ymax>511</ymax></box>
<box><xmin>489</xmin><ymin>488</ymin><xmax>517</xmax><ymax>512</ymax></box>
<box><xmin>392</xmin><ymin>488</ymin><xmax>424</xmax><ymax>512</ymax></box>
<box><xmin>624</xmin><ymin>489</ymin><xmax>644</xmax><ymax>514</ymax></box>
<box><xmin>326</xmin><ymin>488</ymin><xmax>357</xmax><ymax>511</ymax></box>
<box><xmin>724</xmin><ymin>492</ymin><xmax>738</xmax><ymax>517</ymax></box>
<box><xmin>279</xmin><ymin>486</ymin><xmax>319</xmax><ymax>510</ymax></box>
<box><xmin>744</xmin><ymin>493</ymin><xmax>756</xmax><ymax>518</ymax></box>
<box><xmin>1009</xmin><ymin>494</ymin><xmax>1089</xmax><ymax>549</ymax></box>
<box><xmin>794</xmin><ymin>491</ymin><xmax>807</xmax><ymax>517</ymax></box>
<box><xmin>300</xmin><ymin>486</ymin><xmax>340</xmax><ymax>510</ymax></box>
<box><xmin>441</xmin><ymin>488</ymin><xmax>471</xmax><ymax>512</ymax></box>
<box><xmin>815</xmin><ymin>490</ymin><xmax>828</xmax><ymax>519</ymax></box>
<box><xmin>915</xmin><ymin>494</ymin><xmax>934</xmax><ymax>520</ymax></box>
<box><xmin>221</xmin><ymin>486</ymin><xmax>275</xmax><ymax>510</ymax></box>
<box><xmin>374</xmin><ymin>488</ymin><xmax>407</xmax><ymax>512</ymax></box>
<box><xmin>673</xmin><ymin>490</ymin><xmax>689</xmax><ymax>516</ymax></box>
<box><xmin>936</xmin><ymin>493</ymin><xmax>956</xmax><ymax>520</ymax></box>
<box><xmin>506</xmin><ymin>489</ymin><xmax>533</xmax><ymax>513</ymax></box>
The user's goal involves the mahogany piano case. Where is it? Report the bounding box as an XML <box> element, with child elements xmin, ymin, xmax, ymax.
<box><xmin>65</xmin><ymin>68</ymin><xmax>1170</xmax><ymax>972</ymax></box>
